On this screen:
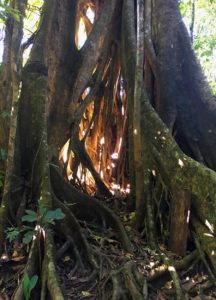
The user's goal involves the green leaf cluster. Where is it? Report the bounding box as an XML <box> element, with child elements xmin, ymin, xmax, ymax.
<box><xmin>22</xmin><ymin>205</ymin><xmax>65</xmax><ymax>225</ymax></box>
<box><xmin>5</xmin><ymin>227</ymin><xmax>19</xmax><ymax>242</ymax></box>
<box><xmin>6</xmin><ymin>204</ymin><xmax>65</xmax><ymax>245</ymax></box>
<box><xmin>5</xmin><ymin>225</ymin><xmax>35</xmax><ymax>244</ymax></box>
<box><xmin>179</xmin><ymin>0</ymin><xmax>216</xmax><ymax>94</ymax></box>
<box><xmin>0</xmin><ymin>110</ymin><xmax>11</xmax><ymax>120</ymax></box>
<box><xmin>0</xmin><ymin>1</ymin><xmax>22</xmax><ymax>22</ymax></box>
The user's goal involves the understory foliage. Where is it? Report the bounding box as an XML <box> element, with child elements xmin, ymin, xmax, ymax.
<box><xmin>0</xmin><ymin>0</ymin><xmax>216</xmax><ymax>299</ymax></box>
<box><xmin>179</xmin><ymin>0</ymin><xmax>216</xmax><ymax>93</ymax></box>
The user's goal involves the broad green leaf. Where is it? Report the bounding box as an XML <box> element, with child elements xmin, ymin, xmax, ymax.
<box><xmin>22</xmin><ymin>214</ymin><xmax>37</xmax><ymax>222</ymax></box>
<box><xmin>23</xmin><ymin>230</ymin><xmax>35</xmax><ymax>244</ymax></box>
<box><xmin>21</xmin><ymin>225</ymin><xmax>34</xmax><ymax>232</ymax></box>
<box><xmin>25</xmin><ymin>209</ymin><xmax>37</xmax><ymax>215</ymax></box>
<box><xmin>23</xmin><ymin>273</ymin><xmax>30</xmax><ymax>300</ymax></box>
<box><xmin>22</xmin><ymin>210</ymin><xmax>37</xmax><ymax>222</ymax></box>
<box><xmin>29</xmin><ymin>275</ymin><xmax>38</xmax><ymax>291</ymax></box>
<box><xmin>43</xmin><ymin>208</ymin><xmax>65</xmax><ymax>224</ymax></box>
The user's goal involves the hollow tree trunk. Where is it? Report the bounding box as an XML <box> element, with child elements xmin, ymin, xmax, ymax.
<box><xmin>1</xmin><ymin>0</ymin><xmax>216</xmax><ymax>298</ymax></box>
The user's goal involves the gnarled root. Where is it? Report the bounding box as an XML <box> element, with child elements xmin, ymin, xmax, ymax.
<box><xmin>43</xmin><ymin>230</ymin><xmax>65</xmax><ymax>300</ymax></box>
<box><xmin>50</xmin><ymin>164</ymin><xmax>133</xmax><ymax>253</ymax></box>
<box><xmin>103</xmin><ymin>260</ymin><xmax>147</xmax><ymax>300</ymax></box>
<box><xmin>12</xmin><ymin>237</ymin><xmax>40</xmax><ymax>300</ymax></box>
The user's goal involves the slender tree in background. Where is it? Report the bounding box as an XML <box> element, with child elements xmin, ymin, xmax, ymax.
<box><xmin>1</xmin><ymin>0</ymin><xmax>216</xmax><ymax>298</ymax></box>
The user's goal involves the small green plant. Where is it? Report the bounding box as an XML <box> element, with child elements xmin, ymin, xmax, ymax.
<box><xmin>22</xmin><ymin>225</ymin><xmax>37</xmax><ymax>244</ymax></box>
<box><xmin>5</xmin><ymin>227</ymin><xmax>19</xmax><ymax>242</ymax></box>
<box><xmin>5</xmin><ymin>225</ymin><xmax>35</xmax><ymax>244</ymax></box>
<box><xmin>21</xmin><ymin>205</ymin><xmax>65</xmax><ymax>243</ymax></box>
<box><xmin>22</xmin><ymin>205</ymin><xmax>65</xmax><ymax>225</ymax></box>
<box><xmin>22</xmin><ymin>273</ymin><xmax>38</xmax><ymax>300</ymax></box>
<box><xmin>0</xmin><ymin>110</ymin><xmax>11</xmax><ymax>120</ymax></box>
<box><xmin>6</xmin><ymin>203</ymin><xmax>65</xmax><ymax>245</ymax></box>
<box><xmin>0</xmin><ymin>1</ymin><xmax>22</xmax><ymax>23</ymax></box>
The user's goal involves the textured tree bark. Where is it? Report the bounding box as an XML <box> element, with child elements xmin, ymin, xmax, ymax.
<box><xmin>153</xmin><ymin>0</ymin><xmax>216</xmax><ymax>170</ymax></box>
<box><xmin>0</xmin><ymin>0</ymin><xmax>27</xmax><ymax>177</ymax></box>
<box><xmin>121</xmin><ymin>0</ymin><xmax>136</xmax><ymax>209</ymax></box>
<box><xmin>46</xmin><ymin>0</ymin><xmax>78</xmax><ymax>152</ymax></box>
<box><xmin>0</xmin><ymin>0</ymin><xmax>27</xmax><ymax>254</ymax></box>
<box><xmin>1</xmin><ymin>0</ymin><xmax>216</xmax><ymax>298</ymax></box>
<box><xmin>141</xmin><ymin>97</ymin><xmax>216</xmax><ymax>266</ymax></box>
<box><xmin>133</xmin><ymin>0</ymin><xmax>145</xmax><ymax>228</ymax></box>
<box><xmin>169</xmin><ymin>189</ymin><xmax>191</xmax><ymax>256</ymax></box>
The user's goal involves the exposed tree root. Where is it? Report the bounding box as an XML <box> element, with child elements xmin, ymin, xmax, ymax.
<box><xmin>193</xmin><ymin>231</ymin><xmax>215</xmax><ymax>280</ymax></box>
<box><xmin>12</xmin><ymin>238</ymin><xmax>39</xmax><ymax>300</ymax></box>
<box><xmin>50</xmin><ymin>169</ymin><xmax>215</xmax><ymax>299</ymax></box>
<box><xmin>70</xmin><ymin>137</ymin><xmax>112</xmax><ymax>198</ymax></box>
<box><xmin>50</xmin><ymin>164</ymin><xmax>133</xmax><ymax>254</ymax></box>
<box><xmin>2</xmin><ymin>139</ymin><xmax>216</xmax><ymax>300</ymax></box>
<box><xmin>53</xmin><ymin>194</ymin><xmax>98</xmax><ymax>269</ymax></box>
<box><xmin>160</xmin><ymin>253</ymin><xmax>185</xmax><ymax>300</ymax></box>
<box><xmin>123</xmin><ymin>261</ymin><xmax>145</xmax><ymax>300</ymax></box>
<box><xmin>148</xmin><ymin>250</ymin><xmax>197</xmax><ymax>281</ymax></box>
<box><xmin>2</xmin><ymin>189</ymin><xmax>216</xmax><ymax>300</ymax></box>
<box><xmin>44</xmin><ymin>231</ymin><xmax>65</xmax><ymax>300</ymax></box>
<box><xmin>111</xmin><ymin>274</ymin><xmax>124</xmax><ymax>300</ymax></box>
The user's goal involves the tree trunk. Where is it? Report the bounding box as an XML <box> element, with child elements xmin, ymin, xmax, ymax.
<box><xmin>1</xmin><ymin>0</ymin><xmax>216</xmax><ymax>298</ymax></box>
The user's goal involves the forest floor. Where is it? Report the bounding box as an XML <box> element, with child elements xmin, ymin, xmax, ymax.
<box><xmin>0</xmin><ymin>196</ymin><xmax>216</xmax><ymax>299</ymax></box>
